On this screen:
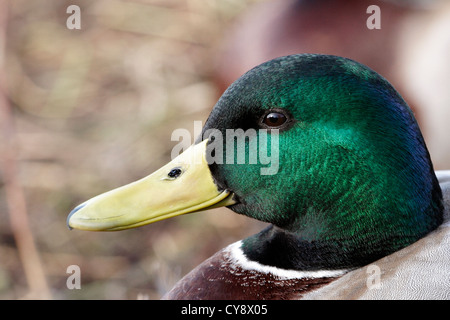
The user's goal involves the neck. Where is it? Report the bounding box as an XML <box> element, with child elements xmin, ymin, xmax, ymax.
<box><xmin>240</xmin><ymin>216</ymin><xmax>439</xmax><ymax>271</ymax></box>
<box><xmin>239</xmin><ymin>166</ymin><xmax>444</xmax><ymax>271</ymax></box>
<box><xmin>240</xmin><ymin>225</ymin><xmax>364</xmax><ymax>270</ymax></box>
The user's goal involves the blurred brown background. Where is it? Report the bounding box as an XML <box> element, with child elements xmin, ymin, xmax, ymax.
<box><xmin>0</xmin><ymin>0</ymin><xmax>449</xmax><ymax>299</ymax></box>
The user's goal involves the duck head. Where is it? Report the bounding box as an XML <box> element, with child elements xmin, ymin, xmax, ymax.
<box><xmin>68</xmin><ymin>54</ymin><xmax>443</xmax><ymax>270</ymax></box>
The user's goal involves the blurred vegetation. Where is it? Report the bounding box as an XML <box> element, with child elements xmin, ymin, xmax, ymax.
<box><xmin>0</xmin><ymin>0</ymin><xmax>266</xmax><ymax>299</ymax></box>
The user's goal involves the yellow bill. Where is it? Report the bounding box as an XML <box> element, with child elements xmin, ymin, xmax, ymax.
<box><xmin>67</xmin><ymin>139</ymin><xmax>236</xmax><ymax>231</ymax></box>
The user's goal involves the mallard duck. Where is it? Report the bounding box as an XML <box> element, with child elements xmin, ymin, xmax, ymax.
<box><xmin>67</xmin><ymin>54</ymin><xmax>449</xmax><ymax>299</ymax></box>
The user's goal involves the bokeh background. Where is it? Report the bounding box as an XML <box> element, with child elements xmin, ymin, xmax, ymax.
<box><xmin>0</xmin><ymin>0</ymin><xmax>449</xmax><ymax>299</ymax></box>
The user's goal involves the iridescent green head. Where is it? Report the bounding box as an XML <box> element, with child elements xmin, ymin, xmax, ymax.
<box><xmin>202</xmin><ymin>54</ymin><xmax>443</xmax><ymax>268</ymax></box>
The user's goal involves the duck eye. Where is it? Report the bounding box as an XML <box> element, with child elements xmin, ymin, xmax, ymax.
<box><xmin>262</xmin><ymin>112</ymin><xmax>287</xmax><ymax>127</ymax></box>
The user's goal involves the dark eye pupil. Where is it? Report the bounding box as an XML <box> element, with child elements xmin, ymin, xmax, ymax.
<box><xmin>168</xmin><ymin>168</ymin><xmax>182</xmax><ymax>178</ymax></box>
<box><xmin>263</xmin><ymin>112</ymin><xmax>287</xmax><ymax>127</ymax></box>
